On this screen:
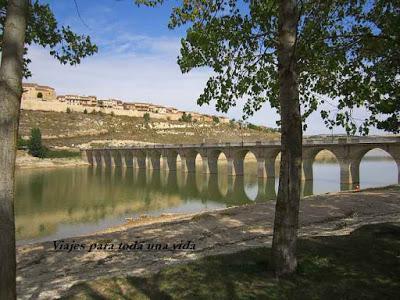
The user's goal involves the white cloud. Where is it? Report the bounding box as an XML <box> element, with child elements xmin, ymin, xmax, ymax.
<box><xmin>26</xmin><ymin>41</ymin><xmax>281</xmax><ymax>128</ymax></box>
<box><xmin>27</xmin><ymin>36</ymin><xmax>382</xmax><ymax>135</ymax></box>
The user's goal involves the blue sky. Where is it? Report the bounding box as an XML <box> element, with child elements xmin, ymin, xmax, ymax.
<box><xmin>26</xmin><ymin>0</ymin><xmax>378</xmax><ymax>135</ymax></box>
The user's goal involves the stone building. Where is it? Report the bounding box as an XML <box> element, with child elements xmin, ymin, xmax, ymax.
<box><xmin>57</xmin><ymin>95</ymin><xmax>97</xmax><ymax>107</ymax></box>
<box><xmin>22</xmin><ymin>83</ymin><xmax>56</xmax><ymax>101</ymax></box>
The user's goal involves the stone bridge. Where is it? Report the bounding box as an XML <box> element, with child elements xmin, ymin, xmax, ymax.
<box><xmin>81</xmin><ymin>136</ymin><xmax>400</xmax><ymax>188</ymax></box>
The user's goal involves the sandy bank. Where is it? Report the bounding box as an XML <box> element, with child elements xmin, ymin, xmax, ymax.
<box><xmin>15</xmin><ymin>151</ymin><xmax>88</xmax><ymax>170</ymax></box>
<box><xmin>16</xmin><ymin>185</ymin><xmax>400</xmax><ymax>299</ymax></box>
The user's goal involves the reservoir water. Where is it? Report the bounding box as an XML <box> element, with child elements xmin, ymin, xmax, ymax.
<box><xmin>15</xmin><ymin>150</ymin><xmax>398</xmax><ymax>245</ymax></box>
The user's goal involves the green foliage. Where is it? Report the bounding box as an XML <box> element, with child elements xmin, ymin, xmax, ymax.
<box><xmin>28</xmin><ymin>128</ymin><xmax>47</xmax><ymax>158</ymax></box>
<box><xmin>212</xmin><ymin>116</ymin><xmax>220</xmax><ymax>124</ymax></box>
<box><xmin>143</xmin><ymin>112</ymin><xmax>150</xmax><ymax>123</ymax></box>
<box><xmin>36</xmin><ymin>92</ymin><xmax>43</xmax><ymax>98</ymax></box>
<box><xmin>179</xmin><ymin>112</ymin><xmax>192</xmax><ymax>122</ymax></box>
<box><xmin>110</xmin><ymin>111</ymin><xmax>115</xmax><ymax>117</ymax></box>
<box><xmin>135</xmin><ymin>0</ymin><xmax>399</xmax><ymax>134</ymax></box>
<box><xmin>45</xmin><ymin>149</ymin><xmax>80</xmax><ymax>158</ymax></box>
<box><xmin>83</xmin><ymin>109</ymin><xmax>88</xmax><ymax>114</ymax></box>
<box><xmin>0</xmin><ymin>0</ymin><xmax>98</xmax><ymax>78</ymax></box>
<box><xmin>17</xmin><ymin>135</ymin><xmax>27</xmax><ymax>150</ymax></box>
<box><xmin>66</xmin><ymin>107</ymin><xmax>71</xmax><ymax>114</ymax></box>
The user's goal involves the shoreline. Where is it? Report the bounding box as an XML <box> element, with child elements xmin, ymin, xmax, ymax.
<box><xmin>16</xmin><ymin>185</ymin><xmax>400</xmax><ymax>299</ymax></box>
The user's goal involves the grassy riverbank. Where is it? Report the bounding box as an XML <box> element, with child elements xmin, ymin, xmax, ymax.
<box><xmin>63</xmin><ymin>222</ymin><xmax>400</xmax><ymax>299</ymax></box>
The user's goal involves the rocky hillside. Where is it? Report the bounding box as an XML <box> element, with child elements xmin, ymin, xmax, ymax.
<box><xmin>19</xmin><ymin>110</ymin><xmax>280</xmax><ymax>149</ymax></box>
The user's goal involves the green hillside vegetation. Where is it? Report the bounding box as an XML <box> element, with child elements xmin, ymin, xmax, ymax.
<box><xmin>18</xmin><ymin>110</ymin><xmax>280</xmax><ymax>149</ymax></box>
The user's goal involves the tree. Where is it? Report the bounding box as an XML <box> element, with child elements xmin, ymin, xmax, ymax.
<box><xmin>212</xmin><ymin>116</ymin><xmax>220</xmax><ymax>123</ymax></box>
<box><xmin>135</xmin><ymin>0</ymin><xmax>399</xmax><ymax>276</ymax></box>
<box><xmin>66</xmin><ymin>107</ymin><xmax>71</xmax><ymax>114</ymax></box>
<box><xmin>83</xmin><ymin>108</ymin><xmax>88</xmax><ymax>114</ymax></box>
<box><xmin>0</xmin><ymin>2</ymin><xmax>28</xmax><ymax>298</ymax></box>
<box><xmin>0</xmin><ymin>1</ymin><xmax>97</xmax><ymax>297</ymax></box>
<box><xmin>143</xmin><ymin>112</ymin><xmax>150</xmax><ymax>123</ymax></box>
<box><xmin>36</xmin><ymin>92</ymin><xmax>43</xmax><ymax>98</ymax></box>
<box><xmin>28</xmin><ymin>127</ymin><xmax>46</xmax><ymax>158</ymax></box>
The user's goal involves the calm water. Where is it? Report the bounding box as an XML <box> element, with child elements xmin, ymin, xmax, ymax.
<box><xmin>15</xmin><ymin>151</ymin><xmax>398</xmax><ymax>245</ymax></box>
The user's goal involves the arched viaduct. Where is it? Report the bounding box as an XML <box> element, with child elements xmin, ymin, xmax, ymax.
<box><xmin>81</xmin><ymin>137</ymin><xmax>400</xmax><ymax>187</ymax></box>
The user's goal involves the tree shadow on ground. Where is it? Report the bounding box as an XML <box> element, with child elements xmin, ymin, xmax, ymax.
<box><xmin>62</xmin><ymin>222</ymin><xmax>400</xmax><ymax>300</ymax></box>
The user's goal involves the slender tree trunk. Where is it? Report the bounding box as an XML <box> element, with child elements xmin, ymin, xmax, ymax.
<box><xmin>271</xmin><ymin>0</ymin><xmax>302</xmax><ymax>276</ymax></box>
<box><xmin>0</xmin><ymin>0</ymin><xmax>28</xmax><ymax>299</ymax></box>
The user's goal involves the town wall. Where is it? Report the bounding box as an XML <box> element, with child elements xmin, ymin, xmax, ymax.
<box><xmin>21</xmin><ymin>99</ymin><xmax>182</xmax><ymax>121</ymax></box>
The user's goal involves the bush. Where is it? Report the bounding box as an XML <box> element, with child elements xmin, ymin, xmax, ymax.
<box><xmin>143</xmin><ymin>112</ymin><xmax>150</xmax><ymax>123</ymax></box>
<box><xmin>110</xmin><ymin>111</ymin><xmax>115</xmax><ymax>117</ymax></box>
<box><xmin>179</xmin><ymin>112</ymin><xmax>192</xmax><ymax>122</ymax></box>
<box><xmin>212</xmin><ymin>116</ymin><xmax>220</xmax><ymax>123</ymax></box>
<box><xmin>28</xmin><ymin>128</ymin><xmax>47</xmax><ymax>158</ymax></box>
<box><xmin>91</xmin><ymin>109</ymin><xmax>97</xmax><ymax>115</ymax></box>
<box><xmin>17</xmin><ymin>135</ymin><xmax>27</xmax><ymax>150</ymax></box>
<box><xmin>83</xmin><ymin>109</ymin><xmax>88</xmax><ymax>114</ymax></box>
<box><xmin>66</xmin><ymin>107</ymin><xmax>71</xmax><ymax>114</ymax></box>
<box><xmin>45</xmin><ymin>149</ymin><xmax>80</xmax><ymax>158</ymax></box>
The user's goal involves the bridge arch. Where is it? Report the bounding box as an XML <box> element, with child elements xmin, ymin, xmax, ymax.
<box><xmin>306</xmin><ymin>149</ymin><xmax>341</xmax><ymax>194</ymax></box>
<box><xmin>358</xmin><ymin>148</ymin><xmax>399</xmax><ymax>188</ymax></box>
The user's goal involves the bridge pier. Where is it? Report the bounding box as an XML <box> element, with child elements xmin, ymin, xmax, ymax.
<box><xmin>149</xmin><ymin>151</ymin><xmax>161</xmax><ymax>170</ymax></box>
<box><xmin>136</xmin><ymin>156</ymin><xmax>146</xmax><ymax>169</ymax></box>
<box><xmin>339</xmin><ymin>159</ymin><xmax>357</xmax><ymax>187</ymax></box>
<box><xmin>109</xmin><ymin>151</ymin><xmax>117</xmax><ymax>167</ymax></box>
<box><xmin>164</xmin><ymin>151</ymin><xmax>177</xmax><ymax>171</ymax></box>
<box><xmin>302</xmin><ymin>158</ymin><xmax>314</xmax><ymax>181</ymax></box>
<box><xmin>257</xmin><ymin>158</ymin><xmax>266</xmax><ymax>178</ymax></box>
<box><xmin>227</xmin><ymin>157</ymin><xmax>244</xmax><ymax>176</ymax></box>
<box><xmin>119</xmin><ymin>151</ymin><xmax>126</xmax><ymax>168</ymax></box>
<box><xmin>203</xmin><ymin>155</ymin><xmax>219</xmax><ymax>174</ymax></box>
<box><xmin>180</xmin><ymin>153</ymin><xmax>197</xmax><ymax>173</ymax></box>
<box><xmin>100</xmin><ymin>151</ymin><xmax>107</xmax><ymax>168</ymax></box>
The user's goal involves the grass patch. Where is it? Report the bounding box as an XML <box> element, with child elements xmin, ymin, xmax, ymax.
<box><xmin>62</xmin><ymin>222</ymin><xmax>400</xmax><ymax>299</ymax></box>
<box><xmin>45</xmin><ymin>149</ymin><xmax>81</xmax><ymax>158</ymax></box>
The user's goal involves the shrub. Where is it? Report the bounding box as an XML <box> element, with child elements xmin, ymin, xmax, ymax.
<box><xmin>110</xmin><ymin>111</ymin><xmax>115</xmax><ymax>117</ymax></box>
<box><xmin>66</xmin><ymin>107</ymin><xmax>71</xmax><ymax>114</ymax></box>
<box><xmin>212</xmin><ymin>116</ymin><xmax>220</xmax><ymax>123</ymax></box>
<box><xmin>83</xmin><ymin>109</ymin><xmax>88</xmax><ymax>114</ymax></box>
<box><xmin>28</xmin><ymin>128</ymin><xmax>47</xmax><ymax>158</ymax></box>
<box><xmin>17</xmin><ymin>135</ymin><xmax>27</xmax><ymax>150</ymax></box>
<box><xmin>45</xmin><ymin>149</ymin><xmax>80</xmax><ymax>158</ymax></box>
<box><xmin>143</xmin><ymin>112</ymin><xmax>150</xmax><ymax>123</ymax></box>
<box><xmin>179</xmin><ymin>112</ymin><xmax>192</xmax><ymax>122</ymax></box>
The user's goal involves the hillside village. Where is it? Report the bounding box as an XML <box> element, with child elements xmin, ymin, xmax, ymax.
<box><xmin>21</xmin><ymin>83</ymin><xmax>230</xmax><ymax>123</ymax></box>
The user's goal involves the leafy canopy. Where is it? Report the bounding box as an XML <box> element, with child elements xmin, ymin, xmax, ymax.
<box><xmin>0</xmin><ymin>0</ymin><xmax>98</xmax><ymax>78</ymax></box>
<box><xmin>136</xmin><ymin>0</ymin><xmax>399</xmax><ymax>134</ymax></box>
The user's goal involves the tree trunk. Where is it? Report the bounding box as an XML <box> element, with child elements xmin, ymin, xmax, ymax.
<box><xmin>0</xmin><ymin>0</ymin><xmax>28</xmax><ymax>299</ymax></box>
<box><xmin>271</xmin><ymin>0</ymin><xmax>302</xmax><ymax>276</ymax></box>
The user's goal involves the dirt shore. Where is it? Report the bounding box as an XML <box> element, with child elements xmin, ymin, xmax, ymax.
<box><xmin>16</xmin><ymin>185</ymin><xmax>400</xmax><ymax>299</ymax></box>
<box><xmin>15</xmin><ymin>151</ymin><xmax>88</xmax><ymax>170</ymax></box>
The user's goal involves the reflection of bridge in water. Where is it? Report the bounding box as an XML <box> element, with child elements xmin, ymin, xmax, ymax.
<box><xmin>82</xmin><ymin>137</ymin><xmax>400</xmax><ymax>191</ymax></box>
<box><xmin>92</xmin><ymin>167</ymin><xmax>318</xmax><ymax>204</ymax></box>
